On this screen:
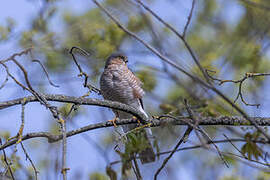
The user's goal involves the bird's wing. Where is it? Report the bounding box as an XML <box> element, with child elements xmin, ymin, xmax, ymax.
<box><xmin>125</xmin><ymin>68</ymin><xmax>145</xmax><ymax>100</ymax></box>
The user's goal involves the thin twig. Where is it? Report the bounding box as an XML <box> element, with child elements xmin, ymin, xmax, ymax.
<box><xmin>20</xmin><ymin>142</ymin><xmax>39</xmax><ymax>180</ymax></box>
<box><xmin>0</xmin><ymin>64</ymin><xmax>9</xmax><ymax>90</ymax></box>
<box><xmin>135</xmin><ymin>0</ymin><xmax>209</xmax><ymax>82</ymax></box>
<box><xmin>0</xmin><ymin>48</ymin><xmax>32</xmax><ymax>63</ymax></box>
<box><xmin>184</xmin><ymin>99</ymin><xmax>229</xmax><ymax>168</ymax></box>
<box><xmin>183</xmin><ymin>0</ymin><xmax>196</xmax><ymax>38</ymax></box>
<box><xmin>184</xmin><ymin>99</ymin><xmax>206</xmax><ymax>146</ymax></box>
<box><xmin>7</xmin><ymin>101</ymin><xmax>26</xmax><ymax>145</ymax></box>
<box><xmin>154</xmin><ymin>127</ymin><xmax>193</xmax><ymax>180</ymax></box>
<box><xmin>132</xmin><ymin>157</ymin><xmax>142</xmax><ymax>180</ymax></box>
<box><xmin>0</xmin><ymin>138</ymin><xmax>15</xmax><ymax>180</ymax></box>
<box><xmin>60</xmin><ymin>118</ymin><xmax>69</xmax><ymax>180</ymax></box>
<box><xmin>0</xmin><ymin>62</ymin><xmax>31</xmax><ymax>91</ymax></box>
<box><xmin>206</xmin><ymin>70</ymin><xmax>270</xmax><ymax>107</ymax></box>
<box><xmin>199</xmin><ymin>128</ymin><xmax>229</xmax><ymax>168</ymax></box>
<box><xmin>69</xmin><ymin>46</ymin><xmax>100</xmax><ymax>94</ymax></box>
<box><xmin>223</xmin><ymin>133</ymin><xmax>247</xmax><ymax>158</ymax></box>
<box><xmin>32</xmin><ymin>59</ymin><xmax>60</xmax><ymax>88</ymax></box>
<box><xmin>17</xmin><ymin>102</ymin><xmax>25</xmax><ymax>144</ymax></box>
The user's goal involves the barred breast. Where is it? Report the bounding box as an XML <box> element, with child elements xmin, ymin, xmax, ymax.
<box><xmin>100</xmin><ymin>64</ymin><xmax>144</xmax><ymax>105</ymax></box>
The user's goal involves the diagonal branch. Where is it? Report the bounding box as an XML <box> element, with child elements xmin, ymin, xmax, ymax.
<box><xmin>154</xmin><ymin>127</ymin><xmax>193</xmax><ymax>180</ymax></box>
<box><xmin>20</xmin><ymin>142</ymin><xmax>39</xmax><ymax>180</ymax></box>
<box><xmin>135</xmin><ymin>0</ymin><xmax>209</xmax><ymax>82</ymax></box>
<box><xmin>183</xmin><ymin>0</ymin><xmax>196</xmax><ymax>38</ymax></box>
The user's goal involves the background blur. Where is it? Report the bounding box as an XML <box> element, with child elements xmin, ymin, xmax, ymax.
<box><xmin>0</xmin><ymin>0</ymin><xmax>270</xmax><ymax>179</ymax></box>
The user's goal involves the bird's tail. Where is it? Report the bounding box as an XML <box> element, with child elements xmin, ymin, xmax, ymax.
<box><xmin>138</xmin><ymin>128</ymin><xmax>156</xmax><ymax>164</ymax></box>
<box><xmin>122</xmin><ymin>124</ymin><xmax>156</xmax><ymax>164</ymax></box>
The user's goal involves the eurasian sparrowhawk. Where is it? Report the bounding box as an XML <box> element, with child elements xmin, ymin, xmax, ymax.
<box><xmin>100</xmin><ymin>53</ymin><xmax>155</xmax><ymax>164</ymax></box>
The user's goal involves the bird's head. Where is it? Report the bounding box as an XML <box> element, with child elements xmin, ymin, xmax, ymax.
<box><xmin>105</xmin><ymin>53</ymin><xmax>128</xmax><ymax>68</ymax></box>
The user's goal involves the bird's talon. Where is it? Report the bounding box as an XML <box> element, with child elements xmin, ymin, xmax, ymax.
<box><xmin>109</xmin><ymin>118</ymin><xmax>117</xmax><ymax>127</ymax></box>
<box><xmin>152</xmin><ymin>115</ymin><xmax>160</xmax><ymax>119</ymax></box>
<box><xmin>132</xmin><ymin>116</ymin><xmax>141</xmax><ymax>124</ymax></box>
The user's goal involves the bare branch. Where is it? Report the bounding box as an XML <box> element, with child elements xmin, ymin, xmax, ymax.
<box><xmin>183</xmin><ymin>0</ymin><xmax>196</xmax><ymax>38</ymax></box>
<box><xmin>0</xmin><ymin>138</ymin><xmax>15</xmax><ymax>180</ymax></box>
<box><xmin>20</xmin><ymin>142</ymin><xmax>39</xmax><ymax>180</ymax></box>
<box><xmin>69</xmin><ymin>46</ymin><xmax>101</xmax><ymax>94</ymax></box>
<box><xmin>223</xmin><ymin>133</ymin><xmax>248</xmax><ymax>156</ymax></box>
<box><xmin>32</xmin><ymin>59</ymin><xmax>60</xmax><ymax>88</ymax></box>
<box><xmin>135</xmin><ymin>0</ymin><xmax>209</xmax><ymax>82</ymax></box>
<box><xmin>60</xmin><ymin>118</ymin><xmax>69</xmax><ymax>180</ymax></box>
<box><xmin>132</xmin><ymin>158</ymin><xmax>142</xmax><ymax>180</ymax></box>
<box><xmin>0</xmin><ymin>63</ymin><xmax>9</xmax><ymax>90</ymax></box>
<box><xmin>184</xmin><ymin>99</ymin><xmax>229</xmax><ymax>167</ymax></box>
<box><xmin>0</xmin><ymin>62</ymin><xmax>31</xmax><ymax>91</ymax></box>
<box><xmin>206</xmin><ymin>70</ymin><xmax>270</xmax><ymax>107</ymax></box>
<box><xmin>154</xmin><ymin>127</ymin><xmax>192</xmax><ymax>180</ymax></box>
<box><xmin>0</xmin><ymin>48</ymin><xmax>32</xmax><ymax>63</ymax></box>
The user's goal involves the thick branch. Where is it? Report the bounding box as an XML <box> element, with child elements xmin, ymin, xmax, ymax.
<box><xmin>1</xmin><ymin>116</ymin><xmax>269</xmax><ymax>150</ymax></box>
<box><xmin>0</xmin><ymin>94</ymin><xmax>148</xmax><ymax>122</ymax></box>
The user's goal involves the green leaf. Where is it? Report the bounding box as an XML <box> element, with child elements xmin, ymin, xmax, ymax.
<box><xmin>241</xmin><ymin>132</ymin><xmax>263</xmax><ymax>160</ymax></box>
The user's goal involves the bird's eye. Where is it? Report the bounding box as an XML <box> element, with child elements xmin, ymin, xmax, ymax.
<box><xmin>120</xmin><ymin>56</ymin><xmax>128</xmax><ymax>63</ymax></box>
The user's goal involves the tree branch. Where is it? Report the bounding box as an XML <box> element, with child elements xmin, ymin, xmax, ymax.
<box><xmin>154</xmin><ymin>127</ymin><xmax>193</xmax><ymax>180</ymax></box>
<box><xmin>206</xmin><ymin>70</ymin><xmax>270</xmax><ymax>107</ymax></box>
<box><xmin>1</xmin><ymin>115</ymin><xmax>269</xmax><ymax>151</ymax></box>
<box><xmin>0</xmin><ymin>94</ymin><xmax>149</xmax><ymax>122</ymax></box>
<box><xmin>183</xmin><ymin>0</ymin><xmax>195</xmax><ymax>38</ymax></box>
<box><xmin>20</xmin><ymin>142</ymin><xmax>39</xmax><ymax>180</ymax></box>
<box><xmin>0</xmin><ymin>138</ymin><xmax>15</xmax><ymax>180</ymax></box>
<box><xmin>135</xmin><ymin>0</ymin><xmax>209</xmax><ymax>82</ymax></box>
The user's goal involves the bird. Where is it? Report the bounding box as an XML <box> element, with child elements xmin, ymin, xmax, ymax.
<box><xmin>100</xmin><ymin>53</ymin><xmax>155</xmax><ymax>164</ymax></box>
